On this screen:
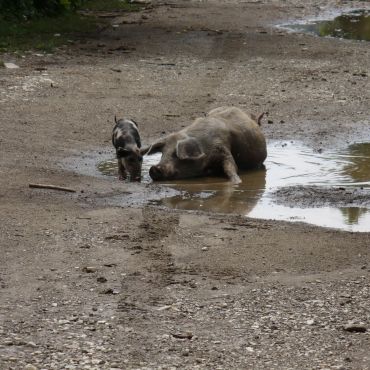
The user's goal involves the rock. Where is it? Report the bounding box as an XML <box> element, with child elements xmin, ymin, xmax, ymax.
<box><xmin>4</xmin><ymin>62</ymin><xmax>19</xmax><ymax>69</ymax></box>
<box><xmin>111</xmin><ymin>68</ymin><xmax>122</xmax><ymax>73</ymax></box>
<box><xmin>97</xmin><ymin>276</ymin><xmax>107</xmax><ymax>283</ymax></box>
<box><xmin>26</xmin><ymin>341</ymin><xmax>37</xmax><ymax>348</ymax></box>
<box><xmin>201</xmin><ymin>247</ymin><xmax>208</xmax><ymax>251</ymax></box>
<box><xmin>343</xmin><ymin>322</ymin><xmax>367</xmax><ymax>333</ymax></box>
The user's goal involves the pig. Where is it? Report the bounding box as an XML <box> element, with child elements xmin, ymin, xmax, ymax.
<box><xmin>112</xmin><ymin>116</ymin><xmax>143</xmax><ymax>181</ymax></box>
<box><xmin>142</xmin><ymin>107</ymin><xmax>267</xmax><ymax>184</ymax></box>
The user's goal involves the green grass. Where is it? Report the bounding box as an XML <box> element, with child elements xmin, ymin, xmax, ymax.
<box><xmin>0</xmin><ymin>0</ymin><xmax>141</xmax><ymax>52</ymax></box>
<box><xmin>82</xmin><ymin>0</ymin><xmax>141</xmax><ymax>12</ymax></box>
<box><xmin>0</xmin><ymin>13</ymin><xmax>98</xmax><ymax>52</ymax></box>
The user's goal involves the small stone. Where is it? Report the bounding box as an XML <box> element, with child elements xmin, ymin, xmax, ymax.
<box><xmin>102</xmin><ymin>288</ymin><xmax>120</xmax><ymax>295</ymax></box>
<box><xmin>4</xmin><ymin>62</ymin><xmax>19</xmax><ymax>69</ymax></box>
<box><xmin>58</xmin><ymin>319</ymin><xmax>70</xmax><ymax>325</ymax></box>
<box><xmin>343</xmin><ymin>322</ymin><xmax>367</xmax><ymax>333</ymax></box>
<box><xmin>97</xmin><ymin>276</ymin><xmax>107</xmax><ymax>283</ymax></box>
<box><xmin>27</xmin><ymin>341</ymin><xmax>37</xmax><ymax>348</ymax></box>
<box><xmin>82</xmin><ymin>266</ymin><xmax>97</xmax><ymax>273</ymax></box>
<box><xmin>306</xmin><ymin>319</ymin><xmax>315</xmax><ymax>325</ymax></box>
<box><xmin>171</xmin><ymin>332</ymin><xmax>193</xmax><ymax>339</ymax></box>
<box><xmin>24</xmin><ymin>365</ymin><xmax>38</xmax><ymax>370</ymax></box>
<box><xmin>267</xmin><ymin>120</ymin><xmax>274</xmax><ymax>124</ymax></box>
<box><xmin>201</xmin><ymin>247</ymin><xmax>208</xmax><ymax>251</ymax></box>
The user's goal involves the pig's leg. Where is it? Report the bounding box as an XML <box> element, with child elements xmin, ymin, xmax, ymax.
<box><xmin>118</xmin><ymin>159</ymin><xmax>127</xmax><ymax>181</ymax></box>
<box><xmin>222</xmin><ymin>154</ymin><xmax>241</xmax><ymax>184</ymax></box>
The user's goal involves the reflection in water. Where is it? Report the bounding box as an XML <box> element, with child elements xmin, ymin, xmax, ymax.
<box><xmin>286</xmin><ymin>9</ymin><xmax>370</xmax><ymax>41</ymax></box>
<box><xmin>97</xmin><ymin>142</ymin><xmax>370</xmax><ymax>232</ymax></box>
<box><xmin>340</xmin><ymin>207</ymin><xmax>369</xmax><ymax>225</ymax></box>
<box><xmin>344</xmin><ymin>143</ymin><xmax>370</xmax><ymax>183</ymax></box>
<box><xmin>160</xmin><ymin>168</ymin><xmax>266</xmax><ymax>214</ymax></box>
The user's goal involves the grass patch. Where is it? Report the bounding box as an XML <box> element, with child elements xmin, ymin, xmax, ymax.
<box><xmin>0</xmin><ymin>60</ymin><xmax>4</xmax><ymax>67</ymax></box>
<box><xmin>0</xmin><ymin>0</ymin><xmax>141</xmax><ymax>52</ymax></box>
<box><xmin>82</xmin><ymin>0</ymin><xmax>141</xmax><ymax>12</ymax></box>
<box><xmin>0</xmin><ymin>13</ymin><xmax>99</xmax><ymax>52</ymax></box>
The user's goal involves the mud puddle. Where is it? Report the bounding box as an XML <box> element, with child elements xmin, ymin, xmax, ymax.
<box><xmin>281</xmin><ymin>9</ymin><xmax>370</xmax><ymax>41</ymax></box>
<box><xmin>97</xmin><ymin>141</ymin><xmax>370</xmax><ymax>232</ymax></box>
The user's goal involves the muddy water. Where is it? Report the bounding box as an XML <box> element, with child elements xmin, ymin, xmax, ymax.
<box><xmin>283</xmin><ymin>9</ymin><xmax>370</xmax><ymax>41</ymax></box>
<box><xmin>98</xmin><ymin>142</ymin><xmax>370</xmax><ymax>232</ymax></box>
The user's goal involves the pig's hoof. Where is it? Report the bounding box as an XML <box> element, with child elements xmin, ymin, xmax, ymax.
<box><xmin>119</xmin><ymin>175</ymin><xmax>127</xmax><ymax>181</ymax></box>
<box><xmin>231</xmin><ymin>176</ymin><xmax>242</xmax><ymax>184</ymax></box>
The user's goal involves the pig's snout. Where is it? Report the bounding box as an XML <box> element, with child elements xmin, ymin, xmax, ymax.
<box><xmin>149</xmin><ymin>165</ymin><xmax>178</xmax><ymax>181</ymax></box>
<box><xmin>149</xmin><ymin>165</ymin><xmax>164</xmax><ymax>181</ymax></box>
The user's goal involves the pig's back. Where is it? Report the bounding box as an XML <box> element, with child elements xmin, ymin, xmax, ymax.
<box><xmin>207</xmin><ymin>107</ymin><xmax>267</xmax><ymax>167</ymax></box>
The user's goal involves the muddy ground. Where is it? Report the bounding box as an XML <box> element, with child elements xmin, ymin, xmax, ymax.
<box><xmin>1</xmin><ymin>0</ymin><xmax>370</xmax><ymax>369</ymax></box>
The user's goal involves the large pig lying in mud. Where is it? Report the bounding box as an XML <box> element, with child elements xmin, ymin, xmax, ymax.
<box><xmin>143</xmin><ymin>107</ymin><xmax>267</xmax><ymax>184</ymax></box>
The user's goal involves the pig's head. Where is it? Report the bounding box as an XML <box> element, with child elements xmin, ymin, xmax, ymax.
<box><xmin>117</xmin><ymin>145</ymin><xmax>143</xmax><ymax>181</ymax></box>
<box><xmin>142</xmin><ymin>134</ymin><xmax>206</xmax><ymax>181</ymax></box>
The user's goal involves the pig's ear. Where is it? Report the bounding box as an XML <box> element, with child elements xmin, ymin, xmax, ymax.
<box><xmin>141</xmin><ymin>140</ymin><xmax>165</xmax><ymax>155</ymax></box>
<box><xmin>176</xmin><ymin>138</ymin><xmax>205</xmax><ymax>160</ymax></box>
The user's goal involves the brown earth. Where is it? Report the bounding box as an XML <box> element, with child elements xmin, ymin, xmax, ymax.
<box><xmin>1</xmin><ymin>1</ymin><xmax>370</xmax><ymax>369</ymax></box>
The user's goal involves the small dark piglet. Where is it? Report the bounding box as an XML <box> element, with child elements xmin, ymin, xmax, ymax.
<box><xmin>112</xmin><ymin>116</ymin><xmax>143</xmax><ymax>181</ymax></box>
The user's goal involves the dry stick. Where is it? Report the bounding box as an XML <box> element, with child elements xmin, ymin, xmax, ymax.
<box><xmin>29</xmin><ymin>183</ymin><xmax>76</xmax><ymax>193</ymax></box>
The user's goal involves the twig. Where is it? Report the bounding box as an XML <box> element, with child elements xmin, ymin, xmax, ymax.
<box><xmin>29</xmin><ymin>183</ymin><xmax>76</xmax><ymax>193</ymax></box>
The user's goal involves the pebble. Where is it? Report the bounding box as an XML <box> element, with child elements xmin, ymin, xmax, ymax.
<box><xmin>4</xmin><ymin>62</ymin><xmax>19</xmax><ymax>69</ymax></box>
<box><xmin>24</xmin><ymin>365</ymin><xmax>38</xmax><ymax>370</ymax></box>
<box><xmin>97</xmin><ymin>276</ymin><xmax>107</xmax><ymax>283</ymax></box>
<box><xmin>343</xmin><ymin>323</ymin><xmax>367</xmax><ymax>333</ymax></box>
<box><xmin>171</xmin><ymin>332</ymin><xmax>193</xmax><ymax>339</ymax></box>
<box><xmin>82</xmin><ymin>266</ymin><xmax>97</xmax><ymax>273</ymax></box>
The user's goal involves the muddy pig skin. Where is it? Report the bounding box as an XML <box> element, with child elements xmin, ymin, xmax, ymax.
<box><xmin>142</xmin><ymin>107</ymin><xmax>267</xmax><ymax>184</ymax></box>
<box><xmin>112</xmin><ymin>117</ymin><xmax>143</xmax><ymax>181</ymax></box>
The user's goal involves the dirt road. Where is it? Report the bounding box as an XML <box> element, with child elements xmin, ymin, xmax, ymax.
<box><xmin>1</xmin><ymin>1</ymin><xmax>370</xmax><ymax>369</ymax></box>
